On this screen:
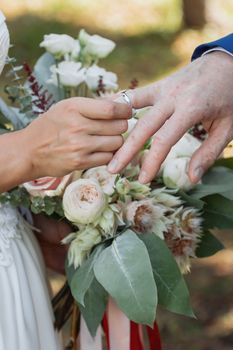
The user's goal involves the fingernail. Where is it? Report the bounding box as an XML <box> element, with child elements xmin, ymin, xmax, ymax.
<box><xmin>108</xmin><ymin>159</ymin><xmax>118</xmax><ymax>173</ymax></box>
<box><xmin>192</xmin><ymin>166</ymin><xmax>204</xmax><ymax>182</ymax></box>
<box><xmin>139</xmin><ymin>171</ymin><xmax>148</xmax><ymax>184</ymax></box>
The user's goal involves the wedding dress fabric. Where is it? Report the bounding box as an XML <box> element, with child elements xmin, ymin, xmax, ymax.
<box><xmin>0</xmin><ymin>12</ymin><xmax>61</xmax><ymax>350</ymax></box>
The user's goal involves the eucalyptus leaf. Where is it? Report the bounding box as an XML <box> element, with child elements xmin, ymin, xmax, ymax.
<box><xmin>70</xmin><ymin>244</ymin><xmax>106</xmax><ymax>306</ymax></box>
<box><xmin>34</xmin><ymin>53</ymin><xmax>64</xmax><ymax>101</ymax></box>
<box><xmin>139</xmin><ymin>233</ymin><xmax>194</xmax><ymax>317</ymax></box>
<box><xmin>0</xmin><ymin>98</ymin><xmax>25</xmax><ymax>129</ymax></box>
<box><xmin>79</xmin><ymin>277</ymin><xmax>108</xmax><ymax>337</ymax></box>
<box><xmin>196</xmin><ymin>231</ymin><xmax>224</xmax><ymax>258</ymax></box>
<box><xmin>215</xmin><ymin>157</ymin><xmax>233</xmax><ymax>170</ymax></box>
<box><xmin>203</xmin><ymin>194</ymin><xmax>233</xmax><ymax>229</ymax></box>
<box><xmin>94</xmin><ymin>230</ymin><xmax>157</xmax><ymax>326</ymax></box>
<box><xmin>178</xmin><ymin>190</ymin><xmax>204</xmax><ymax>209</ymax></box>
<box><xmin>189</xmin><ymin>167</ymin><xmax>233</xmax><ymax>200</ymax></box>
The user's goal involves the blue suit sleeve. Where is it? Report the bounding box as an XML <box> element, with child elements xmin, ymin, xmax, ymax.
<box><xmin>192</xmin><ymin>33</ymin><xmax>233</xmax><ymax>60</ymax></box>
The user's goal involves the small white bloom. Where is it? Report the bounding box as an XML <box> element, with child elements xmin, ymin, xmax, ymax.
<box><xmin>63</xmin><ymin>179</ymin><xmax>107</xmax><ymax>225</ymax></box>
<box><xmin>151</xmin><ymin>188</ymin><xmax>183</xmax><ymax>207</ymax></box>
<box><xmin>125</xmin><ymin>199</ymin><xmax>168</xmax><ymax>239</ymax></box>
<box><xmin>165</xmin><ymin>207</ymin><xmax>202</xmax><ymax>273</ymax></box>
<box><xmin>85</xmin><ymin>65</ymin><xmax>118</xmax><ymax>91</ymax></box>
<box><xmin>71</xmin><ymin>40</ymin><xmax>81</xmax><ymax>59</ymax></box>
<box><xmin>79</xmin><ymin>29</ymin><xmax>115</xmax><ymax>59</ymax></box>
<box><xmin>97</xmin><ymin>207</ymin><xmax>117</xmax><ymax>236</ymax></box>
<box><xmin>65</xmin><ymin>226</ymin><xmax>102</xmax><ymax>268</ymax></box>
<box><xmin>83</xmin><ymin>166</ymin><xmax>117</xmax><ymax>196</ymax></box>
<box><xmin>48</xmin><ymin>61</ymin><xmax>86</xmax><ymax>87</ymax></box>
<box><xmin>163</xmin><ymin>157</ymin><xmax>195</xmax><ymax>191</ymax></box>
<box><xmin>116</xmin><ymin>178</ymin><xmax>151</xmax><ymax>200</ymax></box>
<box><xmin>40</xmin><ymin>34</ymin><xmax>77</xmax><ymax>56</ymax></box>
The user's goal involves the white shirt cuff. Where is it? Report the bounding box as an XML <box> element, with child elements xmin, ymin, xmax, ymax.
<box><xmin>203</xmin><ymin>47</ymin><xmax>233</xmax><ymax>57</ymax></box>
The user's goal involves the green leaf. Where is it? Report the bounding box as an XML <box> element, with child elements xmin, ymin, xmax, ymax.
<box><xmin>70</xmin><ymin>244</ymin><xmax>106</xmax><ymax>306</ymax></box>
<box><xmin>203</xmin><ymin>194</ymin><xmax>233</xmax><ymax>229</ymax></box>
<box><xmin>215</xmin><ymin>157</ymin><xmax>233</xmax><ymax>170</ymax></box>
<box><xmin>178</xmin><ymin>190</ymin><xmax>204</xmax><ymax>209</ymax></box>
<box><xmin>34</xmin><ymin>53</ymin><xmax>64</xmax><ymax>102</ymax></box>
<box><xmin>189</xmin><ymin>167</ymin><xmax>233</xmax><ymax>200</ymax></box>
<box><xmin>196</xmin><ymin>231</ymin><xmax>224</xmax><ymax>258</ymax></box>
<box><xmin>79</xmin><ymin>277</ymin><xmax>108</xmax><ymax>337</ymax></box>
<box><xmin>94</xmin><ymin>230</ymin><xmax>157</xmax><ymax>326</ymax></box>
<box><xmin>139</xmin><ymin>233</ymin><xmax>194</xmax><ymax>318</ymax></box>
<box><xmin>0</xmin><ymin>98</ymin><xmax>25</xmax><ymax>129</ymax></box>
<box><xmin>65</xmin><ymin>258</ymin><xmax>75</xmax><ymax>285</ymax></box>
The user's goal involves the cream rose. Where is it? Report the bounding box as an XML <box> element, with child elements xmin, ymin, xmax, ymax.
<box><xmin>163</xmin><ymin>157</ymin><xmax>195</xmax><ymax>191</ymax></box>
<box><xmin>83</xmin><ymin>166</ymin><xmax>117</xmax><ymax>195</ymax></box>
<box><xmin>23</xmin><ymin>174</ymin><xmax>73</xmax><ymax>198</ymax></box>
<box><xmin>48</xmin><ymin>61</ymin><xmax>86</xmax><ymax>87</ymax></box>
<box><xmin>40</xmin><ymin>34</ymin><xmax>77</xmax><ymax>56</ymax></box>
<box><xmin>85</xmin><ymin>65</ymin><xmax>118</xmax><ymax>91</ymax></box>
<box><xmin>79</xmin><ymin>29</ymin><xmax>115</xmax><ymax>59</ymax></box>
<box><xmin>63</xmin><ymin>179</ymin><xmax>107</xmax><ymax>225</ymax></box>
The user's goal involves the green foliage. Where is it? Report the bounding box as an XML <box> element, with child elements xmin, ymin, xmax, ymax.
<box><xmin>94</xmin><ymin>230</ymin><xmax>157</xmax><ymax>326</ymax></box>
<box><xmin>196</xmin><ymin>231</ymin><xmax>224</xmax><ymax>258</ymax></box>
<box><xmin>140</xmin><ymin>233</ymin><xmax>194</xmax><ymax>317</ymax></box>
<box><xmin>78</xmin><ymin>277</ymin><xmax>108</xmax><ymax>337</ymax></box>
<box><xmin>70</xmin><ymin>244</ymin><xmax>106</xmax><ymax>306</ymax></box>
<box><xmin>189</xmin><ymin>166</ymin><xmax>233</xmax><ymax>200</ymax></box>
<box><xmin>203</xmin><ymin>194</ymin><xmax>233</xmax><ymax>229</ymax></box>
<box><xmin>0</xmin><ymin>187</ymin><xmax>63</xmax><ymax>217</ymax></box>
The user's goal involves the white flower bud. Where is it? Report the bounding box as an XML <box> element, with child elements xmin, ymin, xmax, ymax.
<box><xmin>79</xmin><ymin>29</ymin><xmax>115</xmax><ymax>59</ymax></box>
<box><xmin>85</xmin><ymin>65</ymin><xmax>118</xmax><ymax>92</ymax></box>
<box><xmin>65</xmin><ymin>226</ymin><xmax>101</xmax><ymax>268</ymax></box>
<box><xmin>163</xmin><ymin>157</ymin><xmax>195</xmax><ymax>191</ymax></box>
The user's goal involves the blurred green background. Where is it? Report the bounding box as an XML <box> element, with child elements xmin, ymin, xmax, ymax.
<box><xmin>1</xmin><ymin>1</ymin><xmax>233</xmax><ymax>349</ymax></box>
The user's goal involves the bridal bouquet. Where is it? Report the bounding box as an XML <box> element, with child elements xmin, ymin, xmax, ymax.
<box><xmin>1</xmin><ymin>29</ymin><xmax>233</xmax><ymax>339</ymax></box>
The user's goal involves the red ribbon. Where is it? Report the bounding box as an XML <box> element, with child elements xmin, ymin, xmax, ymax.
<box><xmin>146</xmin><ymin>323</ymin><xmax>162</xmax><ymax>350</ymax></box>
<box><xmin>102</xmin><ymin>313</ymin><xmax>162</xmax><ymax>350</ymax></box>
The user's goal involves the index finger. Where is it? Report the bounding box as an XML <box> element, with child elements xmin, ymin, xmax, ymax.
<box><xmin>108</xmin><ymin>100</ymin><xmax>173</xmax><ymax>173</ymax></box>
<box><xmin>66</xmin><ymin>97</ymin><xmax>132</xmax><ymax>120</ymax></box>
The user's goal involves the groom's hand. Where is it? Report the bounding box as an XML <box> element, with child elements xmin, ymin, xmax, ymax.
<box><xmin>25</xmin><ymin>97</ymin><xmax>131</xmax><ymax>179</ymax></box>
<box><xmin>108</xmin><ymin>51</ymin><xmax>233</xmax><ymax>184</ymax></box>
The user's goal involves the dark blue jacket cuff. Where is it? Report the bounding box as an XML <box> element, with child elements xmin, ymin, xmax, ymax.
<box><xmin>191</xmin><ymin>33</ymin><xmax>233</xmax><ymax>60</ymax></box>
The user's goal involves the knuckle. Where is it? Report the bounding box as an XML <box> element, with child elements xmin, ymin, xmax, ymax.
<box><xmin>103</xmin><ymin>101</ymin><xmax>117</xmax><ymax>118</ymax></box>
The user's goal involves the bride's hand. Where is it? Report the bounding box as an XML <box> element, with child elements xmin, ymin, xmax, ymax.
<box><xmin>108</xmin><ymin>51</ymin><xmax>233</xmax><ymax>184</ymax></box>
<box><xmin>25</xmin><ymin>97</ymin><xmax>131</xmax><ymax>178</ymax></box>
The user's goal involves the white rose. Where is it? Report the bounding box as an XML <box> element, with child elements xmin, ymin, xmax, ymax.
<box><xmin>48</xmin><ymin>61</ymin><xmax>86</xmax><ymax>87</ymax></box>
<box><xmin>40</xmin><ymin>34</ymin><xmax>77</xmax><ymax>56</ymax></box>
<box><xmin>163</xmin><ymin>157</ymin><xmax>195</xmax><ymax>191</ymax></box>
<box><xmin>79</xmin><ymin>29</ymin><xmax>115</xmax><ymax>58</ymax></box>
<box><xmin>23</xmin><ymin>174</ymin><xmax>73</xmax><ymax>197</ymax></box>
<box><xmin>169</xmin><ymin>133</ymin><xmax>201</xmax><ymax>159</ymax></box>
<box><xmin>85</xmin><ymin>65</ymin><xmax>118</xmax><ymax>91</ymax></box>
<box><xmin>83</xmin><ymin>166</ymin><xmax>117</xmax><ymax>195</ymax></box>
<box><xmin>63</xmin><ymin>179</ymin><xmax>107</xmax><ymax>225</ymax></box>
<box><xmin>159</xmin><ymin>133</ymin><xmax>201</xmax><ymax>176</ymax></box>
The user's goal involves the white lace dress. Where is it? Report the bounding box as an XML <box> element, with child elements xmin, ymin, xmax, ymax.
<box><xmin>0</xmin><ymin>12</ymin><xmax>61</xmax><ymax>350</ymax></box>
